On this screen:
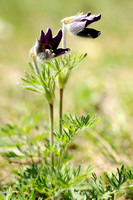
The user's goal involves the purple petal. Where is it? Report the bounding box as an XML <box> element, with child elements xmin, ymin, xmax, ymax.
<box><xmin>45</xmin><ymin>28</ymin><xmax>52</xmax><ymax>44</ymax></box>
<box><xmin>85</xmin><ymin>14</ymin><xmax>101</xmax><ymax>27</ymax></box>
<box><xmin>52</xmin><ymin>29</ymin><xmax>62</xmax><ymax>50</ymax></box>
<box><xmin>75</xmin><ymin>12</ymin><xmax>91</xmax><ymax>22</ymax></box>
<box><xmin>77</xmin><ymin>28</ymin><xmax>101</xmax><ymax>38</ymax></box>
<box><xmin>39</xmin><ymin>30</ymin><xmax>45</xmax><ymax>44</ymax></box>
<box><xmin>86</xmin><ymin>11</ymin><xmax>91</xmax><ymax>17</ymax></box>
<box><xmin>54</xmin><ymin>48</ymin><xmax>70</xmax><ymax>57</ymax></box>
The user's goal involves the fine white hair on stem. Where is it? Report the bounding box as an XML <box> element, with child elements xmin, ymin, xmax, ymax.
<box><xmin>62</xmin><ymin>22</ymin><xmax>67</xmax><ymax>49</ymax></box>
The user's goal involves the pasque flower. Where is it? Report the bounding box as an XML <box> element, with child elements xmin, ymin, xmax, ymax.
<box><xmin>30</xmin><ymin>28</ymin><xmax>70</xmax><ymax>60</ymax></box>
<box><xmin>62</xmin><ymin>12</ymin><xmax>101</xmax><ymax>39</ymax></box>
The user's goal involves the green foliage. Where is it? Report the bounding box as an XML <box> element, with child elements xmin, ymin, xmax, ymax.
<box><xmin>51</xmin><ymin>114</ymin><xmax>100</xmax><ymax>166</ymax></box>
<box><xmin>0</xmin><ymin>187</ymin><xmax>12</xmax><ymax>200</ymax></box>
<box><xmin>0</xmin><ymin>113</ymin><xmax>99</xmax><ymax>166</ymax></box>
<box><xmin>106</xmin><ymin>165</ymin><xmax>126</xmax><ymax>190</ymax></box>
<box><xmin>16</xmin><ymin>162</ymin><xmax>94</xmax><ymax>199</ymax></box>
<box><xmin>57</xmin><ymin>53</ymin><xmax>87</xmax><ymax>88</ymax></box>
<box><xmin>0</xmin><ymin>113</ymin><xmax>97</xmax><ymax>199</ymax></box>
<box><xmin>0</xmin><ymin>114</ymin><xmax>47</xmax><ymax>162</ymax></box>
<box><xmin>61</xmin><ymin>113</ymin><xmax>100</xmax><ymax>131</ymax></box>
<box><xmin>0</xmin><ymin>113</ymin><xmax>133</xmax><ymax>199</ymax></box>
<box><xmin>0</xmin><ymin>162</ymin><xmax>133</xmax><ymax>199</ymax></box>
<box><xmin>21</xmin><ymin>53</ymin><xmax>87</xmax><ymax>103</ymax></box>
<box><xmin>86</xmin><ymin>165</ymin><xmax>133</xmax><ymax>199</ymax></box>
<box><xmin>21</xmin><ymin>61</ymin><xmax>56</xmax><ymax>104</ymax></box>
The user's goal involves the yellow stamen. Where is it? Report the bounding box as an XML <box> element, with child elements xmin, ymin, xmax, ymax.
<box><xmin>63</xmin><ymin>17</ymin><xmax>75</xmax><ymax>24</ymax></box>
<box><xmin>50</xmin><ymin>49</ymin><xmax>53</xmax><ymax>53</ymax></box>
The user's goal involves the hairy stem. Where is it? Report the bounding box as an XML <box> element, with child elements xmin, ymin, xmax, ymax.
<box><xmin>58</xmin><ymin>88</ymin><xmax>64</xmax><ymax>168</ymax></box>
<box><xmin>60</xmin><ymin>22</ymin><xmax>66</xmax><ymax>133</ymax></box>
<box><xmin>62</xmin><ymin>23</ymin><xmax>66</xmax><ymax>49</ymax></box>
<box><xmin>59</xmin><ymin>88</ymin><xmax>64</xmax><ymax>135</ymax></box>
<box><xmin>49</xmin><ymin>103</ymin><xmax>54</xmax><ymax>167</ymax></box>
<box><xmin>58</xmin><ymin>23</ymin><xmax>66</xmax><ymax>168</ymax></box>
<box><xmin>114</xmin><ymin>193</ymin><xmax>117</xmax><ymax>200</ymax></box>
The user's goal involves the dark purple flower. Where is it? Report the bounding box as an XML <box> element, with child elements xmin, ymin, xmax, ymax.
<box><xmin>62</xmin><ymin>12</ymin><xmax>101</xmax><ymax>39</ymax></box>
<box><xmin>30</xmin><ymin>28</ymin><xmax>70</xmax><ymax>60</ymax></box>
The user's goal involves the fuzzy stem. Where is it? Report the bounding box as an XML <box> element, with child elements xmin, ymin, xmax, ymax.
<box><xmin>114</xmin><ymin>193</ymin><xmax>117</xmax><ymax>200</ymax></box>
<box><xmin>49</xmin><ymin>103</ymin><xmax>54</xmax><ymax>167</ymax></box>
<box><xmin>59</xmin><ymin>88</ymin><xmax>64</xmax><ymax>135</ymax></box>
<box><xmin>58</xmin><ymin>23</ymin><xmax>66</xmax><ymax>168</ymax></box>
<box><xmin>60</xmin><ymin>22</ymin><xmax>66</xmax><ymax>133</ymax></box>
<box><xmin>32</xmin><ymin>57</ymin><xmax>40</xmax><ymax>75</ymax></box>
<box><xmin>62</xmin><ymin>23</ymin><xmax>66</xmax><ymax>49</ymax></box>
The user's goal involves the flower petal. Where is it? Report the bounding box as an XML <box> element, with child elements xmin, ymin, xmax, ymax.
<box><xmin>86</xmin><ymin>11</ymin><xmax>91</xmax><ymax>17</ymax></box>
<box><xmin>54</xmin><ymin>48</ymin><xmax>70</xmax><ymax>57</ymax></box>
<box><xmin>77</xmin><ymin>11</ymin><xmax>91</xmax><ymax>21</ymax></box>
<box><xmin>77</xmin><ymin>28</ymin><xmax>101</xmax><ymax>38</ymax></box>
<box><xmin>52</xmin><ymin>29</ymin><xmax>62</xmax><ymax>50</ymax></box>
<box><xmin>68</xmin><ymin>21</ymin><xmax>86</xmax><ymax>35</ymax></box>
<box><xmin>45</xmin><ymin>28</ymin><xmax>52</xmax><ymax>44</ymax></box>
<box><xmin>39</xmin><ymin>30</ymin><xmax>45</xmax><ymax>44</ymax></box>
<box><xmin>85</xmin><ymin>14</ymin><xmax>101</xmax><ymax>26</ymax></box>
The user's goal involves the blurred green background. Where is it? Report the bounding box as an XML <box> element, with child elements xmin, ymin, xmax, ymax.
<box><xmin>0</xmin><ymin>0</ymin><xmax>133</xmax><ymax>179</ymax></box>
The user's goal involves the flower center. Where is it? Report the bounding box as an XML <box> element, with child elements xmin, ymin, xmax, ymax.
<box><xmin>41</xmin><ymin>44</ymin><xmax>53</xmax><ymax>53</ymax></box>
<box><xmin>42</xmin><ymin>44</ymin><xmax>46</xmax><ymax>51</ymax></box>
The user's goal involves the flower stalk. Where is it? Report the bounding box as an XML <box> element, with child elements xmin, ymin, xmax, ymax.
<box><xmin>62</xmin><ymin>23</ymin><xmax>67</xmax><ymax>49</ymax></box>
<box><xmin>49</xmin><ymin>103</ymin><xmax>54</xmax><ymax>167</ymax></box>
<box><xmin>59</xmin><ymin>88</ymin><xmax>64</xmax><ymax>135</ymax></box>
<box><xmin>58</xmin><ymin>23</ymin><xmax>67</xmax><ymax>137</ymax></box>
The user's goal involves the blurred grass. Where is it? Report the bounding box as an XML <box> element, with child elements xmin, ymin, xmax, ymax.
<box><xmin>0</xmin><ymin>0</ymin><xmax>133</xmax><ymax>178</ymax></box>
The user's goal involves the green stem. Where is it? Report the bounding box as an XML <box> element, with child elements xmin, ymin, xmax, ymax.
<box><xmin>49</xmin><ymin>103</ymin><xmax>54</xmax><ymax>167</ymax></box>
<box><xmin>60</xmin><ymin>22</ymin><xmax>66</xmax><ymax>133</ymax></box>
<box><xmin>58</xmin><ymin>24</ymin><xmax>66</xmax><ymax>168</ymax></box>
<box><xmin>58</xmin><ymin>88</ymin><xmax>64</xmax><ymax>168</ymax></box>
<box><xmin>59</xmin><ymin>88</ymin><xmax>64</xmax><ymax>135</ymax></box>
